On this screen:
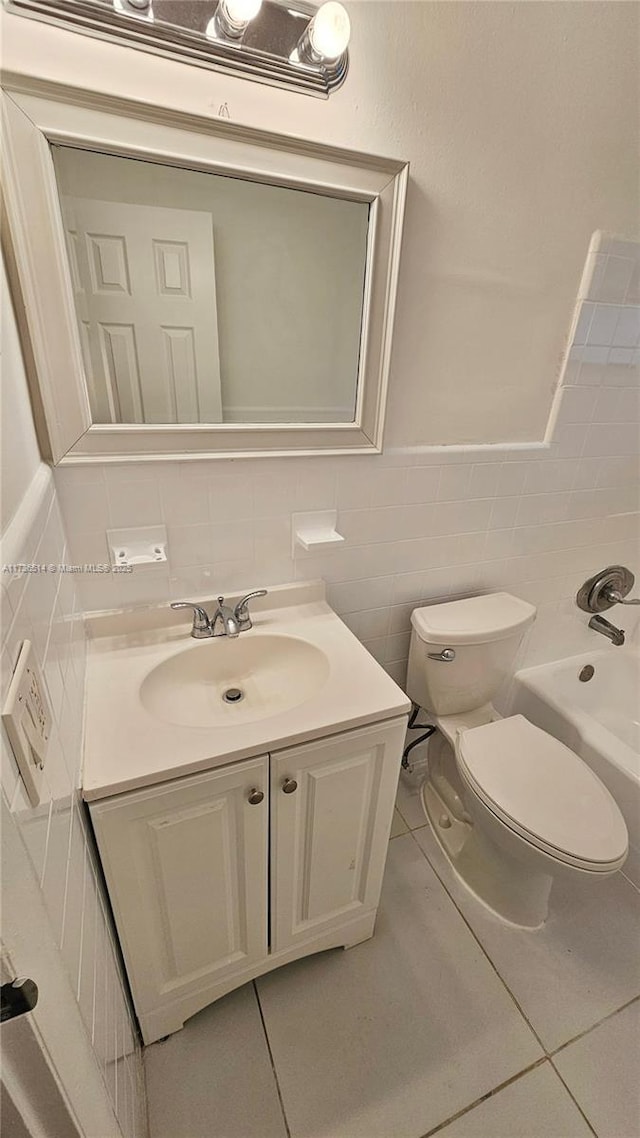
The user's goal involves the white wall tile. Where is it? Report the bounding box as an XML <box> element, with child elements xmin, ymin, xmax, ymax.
<box><xmin>437</xmin><ymin>465</ymin><xmax>471</xmax><ymax>501</ymax></box>
<box><xmin>433</xmin><ymin>499</ymin><xmax>493</xmax><ymax>536</ymax></box>
<box><xmin>167</xmin><ymin>523</ymin><xmax>214</xmax><ymax>568</ymax></box>
<box><xmin>597</xmin><ymin>455</ymin><xmax>639</xmax><ymax>487</ymax></box>
<box><xmin>208</xmin><ymin>475</ymin><xmax>254</xmax><ymax>522</ymax></box>
<box><xmin>613</xmin><ymin>306</ymin><xmax>640</xmax><ymax>348</ymax></box>
<box><xmin>599</xmin><ymin>255</ymin><xmax>635</xmax><ymax>303</ymax></box>
<box><xmin>550</xmin><ymin>422</ymin><xmax>589</xmax><ymax>458</ymax></box>
<box><xmin>108</xmin><ymin>477</ymin><xmax>163</xmax><ymax>529</ymax></box>
<box><xmin>584</xmin><ymin>421</ymin><xmax>639</xmax><ymax>457</ymax></box>
<box><xmin>210</xmin><ymin>521</ymin><xmax>254</xmax><ymax>562</ymax></box>
<box><xmin>488</xmin><ymin>496</ymin><xmax>520</xmax><ymax>530</ymax></box>
<box><xmin>159</xmin><ymin>471</ymin><xmax>212</xmax><ymax>527</ymax></box>
<box><xmin>116</xmin><ymin>567</ymin><xmax>172</xmax><ymax>607</ymax></box>
<box><xmin>1</xmin><ymin>468</ymin><xmax>144</xmax><ymax>1137</ymax></box>
<box><xmin>494</xmin><ymin>461</ymin><xmax>530</xmax><ymax>497</ymax></box>
<box><xmin>605</xmin><ymin>353</ymin><xmax>639</xmax><ymax>378</ymax></box>
<box><xmin>516</xmin><ymin>492</ymin><xmax>571</xmax><ymax>527</ymax></box>
<box><xmin>594</xmin><ymin>387</ymin><xmax>640</xmax><ymax>424</ymax></box>
<box><xmin>555</xmin><ymin>386</ymin><xmax>600</xmax><ymax>424</ymax></box>
<box><xmin>326</xmin><ymin>576</ymin><xmax>395</xmax><ymax>614</ymax></box>
<box><xmin>587</xmin><ymin>304</ymin><xmax>622</xmax><ymax>346</ymax></box>
<box><xmin>404</xmin><ymin>465</ymin><xmax>441</xmax><ymax>504</ymax></box>
<box><xmin>342</xmin><ymin>607</ymin><xmax>391</xmax><ymax>641</ymax></box>
<box><xmin>46</xmin><ymin>242</ymin><xmax>640</xmax><ymax>690</ymax></box>
<box><xmin>368</xmin><ymin>465</ymin><xmax>408</xmax><ymax>507</ymax></box>
<box><xmin>294</xmin><ymin>467</ymin><xmax>337</xmax><ymax>509</ymax></box>
<box><xmin>523</xmin><ymin>459</ymin><xmax>576</xmax><ymax>494</ymax></box>
<box><xmin>56</xmin><ymin>474</ymin><xmax>111</xmax><ymax>534</ymax></box>
<box><xmin>600</xmin><ymin>236</ymin><xmax>640</xmax><ymax>259</ymax></box>
<box><xmin>468</xmin><ymin>464</ymin><xmax>501</xmax><ymax>499</ymax></box>
<box><xmin>572</xmin><ymin>301</ymin><xmax>594</xmax><ymax>344</ymax></box>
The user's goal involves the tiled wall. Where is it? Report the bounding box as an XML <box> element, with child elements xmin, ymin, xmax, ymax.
<box><xmin>0</xmin><ymin>466</ymin><xmax>146</xmax><ymax>1138</ymax></box>
<box><xmin>55</xmin><ymin>234</ymin><xmax>640</xmax><ymax>681</ymax></box>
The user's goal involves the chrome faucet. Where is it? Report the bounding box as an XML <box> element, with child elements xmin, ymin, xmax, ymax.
<box><xmin>170</xmin><ymin>590</ymin><xmax>268</xmax><ymax>639</ymax></box>
<box><xmin>588</xmin><ymin>614</ymin><xmax>625</xmax><ymax>647</ymax></box>
<box><xmin>211</xmin><ymin>597</ymin><xmax>240</xmax><ymax>639</ymax></box>
<box><xmin>577</xmin><ymin>565</ymin><xmax>639</xmax><ymax>612</ymax></box>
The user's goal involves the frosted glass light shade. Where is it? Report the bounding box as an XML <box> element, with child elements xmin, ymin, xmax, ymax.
<box><xmin>114</xmin><ymin>0</ymin><xmax>153</xmax><ymax>17</ymax></box>
<box><xmin>308</xmin><ymin>2</ymin><xmax>350</xmax><ymax>60</ymax></box>
<box><xmin>207</xmin><ymin>0</ymin><xmax>263</xmax><ymax>40</ymax></box>
<box><xmin>224</xmin><ymin>0</ymin><xmax>262</xmax><ymax>22</ymax></box>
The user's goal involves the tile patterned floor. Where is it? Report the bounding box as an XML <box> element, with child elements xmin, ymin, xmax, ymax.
<box><xmin>145</xmin><ymin>777</ymin><xmax>640</xmax><ymax>1138</ymax></box>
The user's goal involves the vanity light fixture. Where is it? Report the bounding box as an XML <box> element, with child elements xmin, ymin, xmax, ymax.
<box><xmin>6</xmin><ymin>0</ymin><xmax>351</xmax><ymax>98</ymax></box>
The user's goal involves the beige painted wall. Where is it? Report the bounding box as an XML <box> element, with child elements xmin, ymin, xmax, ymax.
<box><xmin>2</xmin><ymin>1</ymin><xmax>638</xmax><ymax>445</ymax></box>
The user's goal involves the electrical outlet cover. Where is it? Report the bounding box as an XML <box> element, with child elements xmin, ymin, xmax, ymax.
<box><xmin>2</xmin><ymin>641</ymin><xmax>51</xmax><ymax>806</ymax></box>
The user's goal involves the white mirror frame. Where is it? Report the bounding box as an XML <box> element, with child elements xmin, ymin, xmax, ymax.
<box><xmin>1</xmin><ymin>74</ymin><xmax>409</xmax><ymax>464</ymax></box>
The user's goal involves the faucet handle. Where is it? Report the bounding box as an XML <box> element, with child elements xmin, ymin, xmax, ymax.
<box><xmin>603</xmin><ymin>587</ymin><xmax>640</xmax><ymax>606</ymax></box>
<box><xmin>170</xmin><ymin>601</ymin><xmax>211</xmax><ymax>638</ymax></box>
<box><xmin>234</xmin><ymin>590</ymin><xmax>268</xmax><ymax>631</ymax></box>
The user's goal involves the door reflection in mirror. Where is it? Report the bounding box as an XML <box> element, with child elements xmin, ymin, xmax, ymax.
<box><xmin>51</xmin><ymin>145</ymin><xmax>370</xmax><ymax>426</ymax></box>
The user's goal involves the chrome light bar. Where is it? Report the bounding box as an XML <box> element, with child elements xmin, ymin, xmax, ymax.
<box><xmin>5</xmin><ymin>0</ymin><xmax>350</xmax><ymax>98</ymax></box>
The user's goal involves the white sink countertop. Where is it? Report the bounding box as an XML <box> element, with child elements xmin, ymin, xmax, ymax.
<box><xmin>82</xmin><ymin>581</ymin><xmax>410</xmax><ymax>801</ymax></box>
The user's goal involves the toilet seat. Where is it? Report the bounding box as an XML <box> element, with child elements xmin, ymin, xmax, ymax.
<box><xmin>455</xmin><ymin>715</ymin><xmax>628</xmax><ymax>872</ymax></box>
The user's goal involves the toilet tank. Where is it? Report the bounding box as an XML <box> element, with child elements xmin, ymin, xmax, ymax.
<box><xmin>406</xmin><ymin>593</ymin><xmax>536</xmax><ymax>715</ymax></box>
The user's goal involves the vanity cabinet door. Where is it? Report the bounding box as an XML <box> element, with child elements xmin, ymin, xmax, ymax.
<box><xmin>89</xmin><ymin>756</ymin><xmax>268</xmax><ymax>1030</ymax></box>
<box><xmin>270</xmin><ymin>718</ymin><xmax>406</xmax><ymax>953</ymax></box>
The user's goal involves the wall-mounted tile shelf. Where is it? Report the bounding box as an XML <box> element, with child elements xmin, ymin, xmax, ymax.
<box><xmin>292</xmin><ymin>511</ymin><xmax>345</xmax><ymax>556</ymax></box>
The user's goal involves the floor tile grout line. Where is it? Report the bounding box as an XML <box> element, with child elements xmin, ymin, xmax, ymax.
<box><xmin>549</xmin><ymin>993</ymin><xmax>640</xmax><ymax>1059</ymax></box>
<box><xmin>404</xmin><ymin>827</ymin><xmax>549</xmax><ymax>1054</ymax></box>
<box><xmin>252</xmin><ymin>980</ymin><xmax>292</xmax><ymax>1138</ymax></box>
<box><xmin>547</xmin><ymin>1063</ymin><xmax>599</xmax><ymax>1138</ymax></box>
<box><xmin>403</xmin><ymin>817</ymin><xmax>639</xmax><ymax>1137</ymax></box>
<box><xmin>417</xmin><ymin>1057</ymin><xmax>548</xmax><ymax>1138</ymax></box>
<box><xmin>403</xmin><ymin>814</ymin><xmax>603</xmax><ymax>1138</ymax></box>
<box><xmin>620</xmin><ymin>868</ymin><xmax>640</xmax><ymax>896</ymax></box>
<box><xmin>402</xmin><ymin>813</ymin><xmax>640</xmax><ymax>1056</ymax></box>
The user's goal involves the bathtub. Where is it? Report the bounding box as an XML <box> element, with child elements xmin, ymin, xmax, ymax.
<box><xmin>511</xmin><ymin>649</ymin><xmax>640</xmax><ymax>888</ymax></box>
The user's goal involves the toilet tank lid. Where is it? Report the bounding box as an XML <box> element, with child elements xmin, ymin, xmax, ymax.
<box><xmin>411</xmin><ymin>592</ymin><xmax>536</xmax><ymax>646</ymax></box>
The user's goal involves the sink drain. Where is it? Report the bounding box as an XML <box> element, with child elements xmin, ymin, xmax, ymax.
<box><xmin>222</xmin><ymin>687</ymin><xmax>245</xmax><ymax>704</ymax></box>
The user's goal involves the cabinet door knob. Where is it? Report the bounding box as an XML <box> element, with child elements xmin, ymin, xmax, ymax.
<box><xmin>247</xmin><ymin>787</ymin><xmax>264</xmax><ymax>805</ymax></box>
<box><xmin>282</xmin><ymin>778</ymin><xmax>298</xmax><ymax>794</ymax></box>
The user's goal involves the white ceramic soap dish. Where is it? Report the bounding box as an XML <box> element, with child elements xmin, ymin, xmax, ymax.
<box><xmin>107</xmin><ymin>525</ymin><xmax>168</xmax><ymax>568</ymax></box>
<box><xmin>292</xmin><ymin>511</ymin><xmax>344</xmax><ymax>556</ymax></box>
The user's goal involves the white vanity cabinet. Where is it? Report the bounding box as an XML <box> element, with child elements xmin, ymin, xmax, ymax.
<box><xmin>270</xmin><ymin>722</ymin><xmax>403</xmax><ymax>953</ymax></box>
<box><xmin>89</xmin><ymin>755</ymin><xmax>269</xmax><ymax>1041</ymax></box>
<box><xmin>89</xmin><ymin>717</ymin><xmax>406</xmax><ymax>1043</ymax></box>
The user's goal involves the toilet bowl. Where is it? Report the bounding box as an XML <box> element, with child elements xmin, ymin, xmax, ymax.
<box><xmin>407</xmin><ymin>593</ymin><xmax>628</xmax><ymax>928</ymax></box>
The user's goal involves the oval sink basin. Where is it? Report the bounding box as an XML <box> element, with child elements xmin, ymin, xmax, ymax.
<box><xmin>139</xmin><ymin>634</ymin><xmax>330</xmax><ymax>728</ymax></box>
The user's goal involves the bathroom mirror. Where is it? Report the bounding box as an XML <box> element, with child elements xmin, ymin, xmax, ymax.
<box><xmin>1</xmin><ymin>76</ymin><xmax>408</xmax><ymax>463</ymax></box>
<box><xmin>51</xmin><ymin>145</ymin><xmax>370</xmax><ymax>428</ymax></box>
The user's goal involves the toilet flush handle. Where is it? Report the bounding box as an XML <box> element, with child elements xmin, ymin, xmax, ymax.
<box><xmin>427</xmin><ymin>648</ymin><xmax>456</xmax><ymax>662</ymax></box>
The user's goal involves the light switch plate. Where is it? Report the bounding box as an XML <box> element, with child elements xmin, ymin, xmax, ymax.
<box><xmin>2</xmin><ymin>641</ymin><xmax>51</xmax><ymax>806</ymax></box>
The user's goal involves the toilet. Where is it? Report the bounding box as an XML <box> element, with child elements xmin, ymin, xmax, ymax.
<box><xmin>407</xmin><ymin>592</ymin><xmax>628</xmax><ymax>928</ymax></box>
